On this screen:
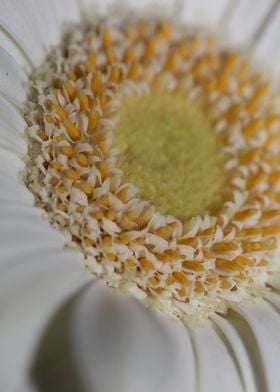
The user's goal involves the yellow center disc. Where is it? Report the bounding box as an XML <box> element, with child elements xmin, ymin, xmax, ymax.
<box><xmin>114</xmin><ymin>94</ymin><xmax>226</xmax><ymax>220</ymax></box>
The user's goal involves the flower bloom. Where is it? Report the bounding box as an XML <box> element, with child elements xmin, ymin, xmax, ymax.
<box><xmin>1</xmin><ymin>1</ymin><xmax>280</xmax><ymax>391</ymax></box>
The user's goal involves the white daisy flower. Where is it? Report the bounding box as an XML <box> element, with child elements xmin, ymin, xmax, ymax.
<box><xmin>1</xmin><ymin>1</ymin><xmax>280</xmax><ymax>391</ymax></box>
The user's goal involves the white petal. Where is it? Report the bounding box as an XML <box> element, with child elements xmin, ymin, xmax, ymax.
<box><xmin>180</xmin><ymin>0</ymin><xmax>231</xmax><ymax>27</ymax></box>
<box><xmin>0</xmin><ymin>47</ymin><xmax>27</xmax><ymax>105</ymax></box>
<box><xmin>252</xmin><ymin>4</ymin><xmax>280</xmax><ymax>76</ymax></box>
<box><xmin>268</xmin><ymin>272</ymin><xmax>280</xmax><ymax>290</ymax></box>
<box><xmin>0</xmin><ymin>172</ymin><xmax>33</xmax><ymax>206</ymax></box>
<box><xmin>83</xmin><ymin>0</ymin><xmax>181</xmax><ymax>20</ymax></box>
<box><xmin>0</xmin><ymin>0</ymin><xmax>46</xmax><ymax>66</ymax></box>
<box><xmin>211</xmin><ymin>313</ymin><xmax>256</xmax><ymax>392</ymax></box>
<box><xmin>155</xmin><ymin>313</ymin><xmax>196</xmax><ymax>391</ymax></box>
<box><xmin>225</xmin><ymin>0</ymin><xmax>275</xmax><ymax>48</ymax></box>
<box><xmin>0</xmin><ymin>96</ymin><xmax>26</xmax><ymax>154</ymax></box>
<box><xmin>187</xmin><ymin>319</ymin><xmax>244</xmax><ymax>392</ymax></box>
<box><xmin>78</xmin><ymin>0</ymin><xmax>116</xmax><ymax>15</ymax></box>
<box><xmin>229</xmin><ymin>299</ymin><xmax>280</xmax><ymax>392</ymax></box>
<box><xmin>0</xmin><ymin>204</ymin><xmax>70</xmax><ymax>272</ymax></box>
<box><xmin>0</xmin><ymin>30</ymin><xmax>32</xmax><ymax>72</ymax></box>
<box><xmin>0</xmin><ymin>0</ymin><xmax>80</xmax><ymax>67</ymax></box>
<box><xmin>51</xmin><ymin>0</ymin><xmax>80</xmax><ymax>27</ymax></box>
<box><xmin>0</xmin><ymin>249</ymin><xmax>90</xmax><ymax>391</ymax></box>
<box><xmin>70</xmin><ymin>282</ymin><xmax>175</xmax><ymax>392</ymax></box>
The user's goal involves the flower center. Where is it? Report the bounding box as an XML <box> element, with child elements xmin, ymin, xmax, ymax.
<box><xmin>24</xmin><ymin>18</ymin><xmax>280</xmax><ymax>321</ymax></box>
<box><xmin>114</xmin><ymin>93</ymin><xmax>225</xmax><ymax>220</ymax></box>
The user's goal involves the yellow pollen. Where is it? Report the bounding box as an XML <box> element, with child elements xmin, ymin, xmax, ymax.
<box><xmin>51</xmin><ymin>161</ymin><xmax>63</xmax><ymax>171</ymax></box>
<box><xmin>220</xmin><ymin>279</ymin><xmax>232</xmax><ymax>290</ymax></box>
<box><xmin>144</xmin><ymin>39</ymin><xmax>157</xmax><ymax>59</ymax></box>
<box><xmin>91</xmin><ymin>71</ymin><xmax>103</xmax><ymax>93</ymax></box>
<box><xmin>67</xmin><ymin>70</ymin><xmax>77</xmax><ymax>81</ymax></box>
<box><xmin>77</xmin><ymin>153</ymin><xmax>89</xmax><ymax>167</ymax></box>
<box><xmin>123</xmin><ymin>47</ymin><xmax>135</xmax><ymax>62</ymax></box>
<box><xmin>127</xmin><ymin>61</ymin><xmax>140</xmax><ymax>80</ymax></box>
<box><xmin>109</xmin><ymin>66</ymin><xmax>121</xmax><ymax>83</ymax></box>
<box><xmin>139</xmin><ymin>258</ymin><xmax>153</xmax><ymax>271</ymax></box>
<box><xmin>183</xmin><ymin>261</ymin><xmax>205</xmax><ymax>272</ymax></box>
<box><xmin>106</xmin><ymin>48</ymin><xmax>116</xmax><ymax>64</ymax></box>
<box><xmin>65</xmin><ymin>169</ymin><xmax>79</xmax><ymax>181</ymax></box>
<box><xmin>63</xmin><ymin>118</ymin><xmax>81</xmax><ymax>140</ymax></box>
<box><xmin>173</xmin><ymin>271</ymin><xmax>188</xmax><ymax>286</ymax></box>
<box><xmin>58</xmin><ymin>185</ymin><xmax>68</xmax><ymax>194</ymax></box>
<box><xmin>64</xmin><ymin>82</ymin><xmax>76</xmax><ymax>101</ymax></box>
<box><xmin>61</xmin><ymin>146</ymin><xmax>75</xmax><ymax>158</ymax></box>
<box><xmin>164</xmin><ymin>52</ymin><xmax>178</xmax><ymax>71</ymax></box>
<box><xmin>114</xmin><ymin>94</ymin><xmax>226</xmax><ymax>220</ymax></box>
<box><xmin>79</xmin><ymin>92</ymin><xmax>89</xmax><ymax>110</ymax></box>
<box><xmin>88</xmin><ymin>110</ymin><xmax>97</xmax><ymax>133</ymax></box>
<box><xmin>159</xmin><ymin>22</ymin><xmax>171</xmax><ymax>40</ymax></box>
<box><xmin>37</xmin><ymin>129</ymin><xmax>48</xmax><ymax>141</ymax></box>
<box><xmin>54</xmin><ymin>105</ymin><xmax>67</xmax><ymax>120</ymax></box>
<box><xmin>57</xmin><ymin>203</ymin><xmax>68</xmax><ymax>212</ymax></box>
<box><xmin>45</xmin><ymin>115</ymin><xmax>56</xmax><ymax>125</ymax></box>
<box><xmin>216</xmin><ymin>258</ymin><xmax>243</xmax><ymax>271</ymax></box>
<box><xmin>102</xmin><ymin>26</ymin><xmax>113</xmax><ymax>48</ymax></box>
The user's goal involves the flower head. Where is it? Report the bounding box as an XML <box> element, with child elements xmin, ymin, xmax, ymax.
<box><xmin>2</xmin><ymin>1</ymin><xmax>280</xmax><ymax>391</ymax></box>
<box><xmin>24</xmin><ymin>16</ymin><xmax>280</xmax><ymax>320</ymax></box>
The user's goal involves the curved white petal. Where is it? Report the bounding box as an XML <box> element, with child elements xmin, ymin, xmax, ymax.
<box><xmin>52</xmin><ymin>0</ymin><xmax>81</xmax><ymax>25</ymax></box>
<box><xmin>0</xmin><ymin>47</ymin><xmax>27</xmax><ymax>105</ymax></box>
<box><xmin>267</xmin><ymin>272</ymin><xmax>280</xmax><ymax>290</ymax></box>
<box><xmin>180</xmin><ymin>0</ymin><xmax>231</xmax><ymax>27</ymax></box>
<box><xmin>85</xmin><ymin>0</ymin><xmax>181</xmax><ymax>20</ymax></box>
<box><xmin>225</xmin><ymin>0</ymin><xmax>275</xmax><ymax>48</ymax></box>
<box><xmin>22</xmin><ymin>282</ymin><xmax>280</xmax><ymax>392</ymax></box>
<box><xmin>0</xmin><ymin>249</ymin><xmax>90</xmax><ymax>391</ymax></box>
<box><xmin>71</xmin><ymin>282</ymin><xmax>174</xmax><ymax>392</ymax></box>
<box><xmin>186</xmin><ymin>319</ymin><xmax>244</xmax><ymax>392</ymax></box>
<box><xmin>0</xmin><ymin>31</ymin><xmax>32</xmax><ymax>72</ymax></box>
<box><xmin>0</xmin><ymin>0</ymin><xmax>46</xmax><ymax>66</ymax></box>
<box><xmin>211</xmin><ymin>313</ymin><xmax>256</xmax><ymax>392</ymax></box>
<box><xmin>265</xmin><ymin>291</ymin><xmax>280</xmax><ymax>310</ymax></box>
<box><xmin>0</xmin><ymin>96</ymin><xmax>26</xmax><ymax>154</ymax></box>
<box><xmin>156</xmin><ymin>313</ymin><xmax>196</xmax><ymax>391</ymax></box>
<box><xmin>228</xmin><ymin>300</ymin><xmax>280</xmax><ymax>392</ymax></box>
<box><xmin>252</xmin><ymin>4</ymin><xmax>280</xmax><ymax>76</ymax></box>
<box><xmin>0</xmin><ymin>0</ymin><xmax>80</xmax><ymax>67</ymax></box>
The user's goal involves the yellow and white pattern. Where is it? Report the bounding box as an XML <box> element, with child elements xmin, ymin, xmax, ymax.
<box><xmin>1</xmin><ymin>1</ymin><xmax>280</xmax><ymax>391</ymax></box>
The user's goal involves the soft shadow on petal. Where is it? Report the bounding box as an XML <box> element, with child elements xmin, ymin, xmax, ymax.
<box><xmin>0</xmin><ymin>0</ymin><xmax>46</xmax><ymax>66</ymax></box>
<box><xmin>185</xmin><ymin>319</ymin><xmax>245</xmax><ymax>392</ymax></box>
<box><xmin>51</xmin><ymin>0</ymin><xmax>80</xmax><ymax>26</ymax></box>
<box><xmin>251</xmin><ymin>3</ymin><xmax>280</xmax><ymax>74</ymax></box>
<box><xmin>80</xmin><ymin>0</ymin><xmax>181</xmax><ymax>20</ymax></box>
<box><xmin>0</xmin><ymin>0</ymin><xmax>80</xmax><ymax>68</ymax></box>
<box><xmin>180</xmin><ymin>0</ymin><xmax>231</xmax><ymax>28</ymax></box>
<box><xmin>0</xmin><ymin>47</ymin><xmax>27</xmax><ymax>105</ymax></box>
<box><xmin>225</xmin><ymin>298</ymin><xmax>280</xmax><ymax>392</ymax></box>
<box><xmin>0</xmin><ymin>249</ymin><xmax>90</xmax><ymax>391</ymax></box>
<box><xmin>211</xmin><ymin>313</ymin><xmax>256</xmax><ymax>392</ymax></box>
<box><xmin>29</xmin><ymin>282</ymin><xmax>176</xmax><ymax>392</ymax></box>
<box><xmin>29</xmin><ymin>285</ymin><xmax>89</xmax><ymax>392</ymax></box>
<box><xmin>70</xmin><ymin>282</ymin><xmax>176</xmax><ymax>392</ymax></box>
<box><xmin>0</xmin><ymin>29</ymin><xmax>31</xmax><ymax>72</ymax></box>
<box><xmin>0</xmin><ymin>149</ymin><xmax>78</xmax><ymax>274</ymax></box>
<box><xmin>225</xmin><ymin>0</ymin><xmax>275</xmax><ymax>48</ymax></box>
<box><xmin>0</xmin><ymin>95</ymin><xmax>26</xmax><ymax>155</ymax></box>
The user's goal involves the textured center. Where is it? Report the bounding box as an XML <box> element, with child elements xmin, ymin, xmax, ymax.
<box><xmin>114</xmin><ymin>94</ymin><xmax>226</xmax><ymax>220</ymax></box>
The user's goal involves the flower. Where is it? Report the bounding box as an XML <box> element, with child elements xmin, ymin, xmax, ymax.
<box><xmin>1</xmin><ymin>1</ymin><xmax>280</xmax><ymax>391</ymax></box>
